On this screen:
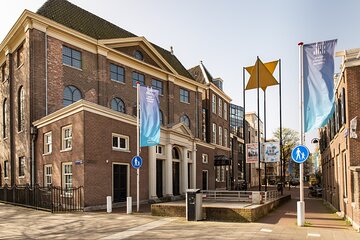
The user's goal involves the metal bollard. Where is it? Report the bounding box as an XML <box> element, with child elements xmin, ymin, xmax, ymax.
<box><xmin>107</xmin><ymin>196</ymin><xmax>112</xmax><ymax>213</ymax></box>
<box><xmin>127</xmin><ymin>197</ymin><xmax>132</xmax><ymax>214</ymax></box>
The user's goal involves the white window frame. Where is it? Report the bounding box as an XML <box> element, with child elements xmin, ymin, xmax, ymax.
<box><xmin>221</xmin><ymin>166</ymin><xmax>225</xmax><ymax>182</ymax></box>
<box><xmin>156</xmin><ymin>145</ymin><xmax>164</xmax><ymax>155</ymax></box>
<box><xmin>219</xmin><ymin>126</ymin><xmax>223</xmax><ymax>146</ymax></box>
<box><xmin>212</xmin><ymin>94</ymin><xmax>216</xmax><ymax>113</ymax></box>
<box><xmin>218</xmin><ymin>99</ymin><xmax>222</xmax><ymax>117</ymax></box>
<box><xmin>62</xmin><ymin>162</ymin><xmax>72</xmax><ymax>195</ymax></box>
<box><xmin>44</xmin><ymin>132</ymin><xmax>52</xmax><ymax>154</ymax></box>
<box><xmin>44</xmin><ymin>164</ymin><xmax>52</xmax><ymax>188</ymax></box>
<box><xmin>224</xmin><ymin>102</ymin><xmax>228</xmax><ymax>120</ymax></box>
<box><xmin>216</xmin><ymin>166</ymin><xmax>221</xmax><ymax>182</ymax></box>
<box><xmin>212</xmin><ymin>123</ymin><xmax>217</xmax><ymax>144</ymax></box>
<box><xmin>224</xmin><ymin>128</ymin><xmax>228</xmax><ymax>147</ymax></box>
<box><xmin>62</xmin><ymin>125</ymin><xmax>72</xmax><ymax>151</ymax></box>
<box><xmin>202</xmin><ymin>154</ymin><xmax>208</xmax><ymax>164</ymax></box>
<box><xmin>112</xmin><ymin>133</ymin><xmax>129</xmax><ymax>151</ymax></box>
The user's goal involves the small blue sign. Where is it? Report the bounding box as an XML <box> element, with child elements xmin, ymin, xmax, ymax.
<box><xmin>291</xmin><ymin>145</ymin><xmax>310</xmax><ymax>164</ymax></box>
<box><xmin>131</xmin><ymin>156</ymin><xmax>143</xmax><ymax>169</ymax></box>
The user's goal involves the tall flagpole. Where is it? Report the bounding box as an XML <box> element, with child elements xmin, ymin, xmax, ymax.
<box><xmin>243</xmin><ymin>67</ymin><xmax>247</xmax><ymax>189</ymax></box>
<box><xmin>298</xmin><ymin>42</ymin><xmax>305</xmax><ymax>226</ymax></box>
<box><xmin>257</xmin><ymin>56</ymin><xmax>261</xmax><ymax>191</ymax></box>
<box><xmin>136</xmin><ymin>82</ymin><xmax>140</xmax><ymax>212</ymax></box>
<box><xmin>264</xmin><ymin>90</ymin><xmax>267</xmax><ymax>192</ymax></box>
<box><xmin>279</xmin><ymin>59</ymin><xmax>283</xmax><ymax>195</ymax></box>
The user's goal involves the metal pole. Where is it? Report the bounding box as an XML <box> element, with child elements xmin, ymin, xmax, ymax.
<box><xmin>279</xmin><ymin>59</ymin><xmax>283</xmax><ymax>195</ymax></box>
<box><xmin>264</xmin><ymin>90</ymin><xmax>267</xmax><ymax>191</ymax></box>
<box><xmin>257</xmin><ymin>57</ymin><xmax>261</xmax><ymax>191</ymax></box>
<box><xmin>243</xmin><ymin>67</ymin><xmax>247</xmax><ymax>189</ymax></box>
<box><xmin>297</xmin><ymin>42</ymin><xmax>305</xmax><ymax>227</ymax></box>
<box><xmin>136</xmin><ymin>82</ymin><xmax>140</xmax><ymax>212</ymax></box>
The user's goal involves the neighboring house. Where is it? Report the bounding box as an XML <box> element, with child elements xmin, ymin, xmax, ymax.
<box><xmin>319</xmin><ymin>48</ymin><xmax>360</xmax><ymax>231</ymax></box>
<box><xmin>0</xmin><ymin>0</ymin><xmax>231</xmax><ymax>209</ymax></box>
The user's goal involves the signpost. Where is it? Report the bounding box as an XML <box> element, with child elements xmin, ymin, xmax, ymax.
<box><xmin>131</xmin><ymin>156</ymin><xmax>143</xmax><ymax>169</ymax></box>
<box><xmin>291</xmin><ymin>144</ymin><xmax>309</xmax><ymax>226</ymax></box>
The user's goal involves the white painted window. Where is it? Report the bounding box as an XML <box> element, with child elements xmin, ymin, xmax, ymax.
<box><xmin>218</xmin><ymin>99</ymin><xmax>222</xmax><ymax>117</ymax></box>
<box><xmin>202</xmin><ymin>154</ymin><xmax>208</xmax><ymax>164</ymax></box>
<box><xmin>62</xmin><ymin>163</ymin><xmax>72</xmax><ymax>192</ymax></box>
<box><xmin>44</xmin><ymin>164</ymin><xmax>52</xmax><ymax>188</ymax></box>
<box><xmin>212</xmin><ymin>94</ymin><xmax>216</xmax><ymax>113</ymax></box>
<box><xmin>44</xmin><ymin>132</ymin><xmax>52</xmax><ymax>154</ymax></box>
<box><xmin>112</xmin><ymin>133</ymin><xmax>129</xmax><ymax>151</ymax></box>
<box><xmin>221</xmin><ymin>166</ymin><xmax>225</xmax><ymax>182</ymax></box>
<box><xmin>224</xmin><ymin>128</ymin><xmax>228</xmax><ymax>147</ymax></box>
<box><xmin>212</xmin><ymin>123</ymin><xmax>217</xmax><ymax>144</ymax></box>
<box><xmin>62</xmin><ymin>125</ymin><xmax>72</xmax><ymax>151</ymax></box>
<box><xmin>224</xmin><ymin>102</ymin><xmax>228</xmax><ymax>120</ymax></box>
<box><xmin>156</xmin><ymin>145</ymin><xmax>164</xmax><ymax>155</ymax></box>
<box><xmin>216</xmin><ymin>166</ymin><xmax>221</xmax><ymax>182</ymax></box>
<box><xmin>219</xmin><ymin>126</ymin><xmax>223</xmax><ymax>146</ymax></box>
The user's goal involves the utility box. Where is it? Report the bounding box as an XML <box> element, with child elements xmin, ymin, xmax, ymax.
<box><xmin>186</xmin><ymin>189</ymin><xmax>203</xmax><ymax>221</ymax></box>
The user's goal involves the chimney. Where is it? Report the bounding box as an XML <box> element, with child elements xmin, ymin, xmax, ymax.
<box><xmin>170</xmin><ymin>46</ymin><xmax>174</xmax><ymax>55</ymax></box>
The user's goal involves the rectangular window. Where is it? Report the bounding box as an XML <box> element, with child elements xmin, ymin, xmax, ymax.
<box><xmin>187</xmin><ymin>151</ymin><xmax>191</xmax><ymax>159</ymax></box>
<box><xmin>218</xmin><ymin>99</ymin><xmax>222</xmax><ymax>117</ymax></box>
<box><xmin>212</xmin><ymin>123</ymin><xmax>217</xmax><ymax>144</ymax></box>
<box><xmin>219</xmin><ymin>126</ymin><xmax>223</xmax><ymax>146</ymax></box>
<box><xmin>343</xmin><ymin>151</ymin><xmax>348</xmax><ymax>198</ymax></box>
<box><xmin>202</xmin><ymin>109</ymin><xmax>207</xmax><ymax>141</ymax></box>
<box><xmin>152</xmin><ymin>79</ymin><xmax>163</xmax><ymax>95</ymax></box>
<box><xmin>221</xmin><ymin>166</ymin><xmax>225</xmax><ymax>182</ymax></box>
<box><xmin>202</xmin><ymin>154</ymin><xmax>208</xmax><ymax>164</ymax></box>
<box><xmin>17</xmin><ymin>44</ymin><xmax>24</xmax><ymax>68</ymax></box>
<box><xmin>112</xmin><ymin>133</ymin><xmax>129</xmax><ymax>151</ymax></box>
<box><xmin>62</xmin><ymin>163</ymin><xmax>72</xmax><ymax>192</ymax></box>
<box><xmin>62</xmin><ymin>125</ymin><xmax>72</xmax><ymax>151</ymax></box>
<box><xmin>216</xmin><ymin>166</ymin><xmax>221</xmax><ymax>182</ymax></box>
<box><xmin>224</xmin><ymin>128</ymin><xmax>228</xmax><ymax>147</ymax></box>
<box><xmin>180</xmin><ymin>88</ymin><xmax>189</xmax><ymax>103</ymax></box>
<box><xmin>4</xmin><ymin>160</ymin><xmax>8</xmax><ymax>178</ymax></box>
<box><xmin>156</xmin><ymin>145</ymin><xmax>164</xmax><ymax>154</ymax></box>
<box><xmin>132</xmin><ymin>72</ymin><xmax>145</xmax><ymax>87</ymax></box>
<box><xmin>44</xmin><ymin>132</ymin><xmax>52</xmax><ymax>154</ymax></box>
<box><xmin>62</xmin><ymin>46</ymin><xmax>81</xmax><ymax>69</ymax></box>
<box><xmin>44</xmin><ymin>164</ymin><xmax>52</xmax><ymax>188</ymax></box>
<box><xmin>110</xmin><ymin>64</ymin><xmax>125</xmax><ymax>83</ymax></box>
<box><xmin>19</xmin><ymin>156</ymin><xmax>25</xmax><ymax>177</ymax></box>
<box><xmin>1</xmin><ymin>62</ymin><xmax>6</xmax><ymax>82</ymax></box>
<box><xmin>212</xmin><ymin>94</ymin><xmax>216</xmax><ymax>113</ymax></box>
<box><xmin>224</xmin><ymin>102</ymin><xmax>228</xmax><ymax>120</ymax></box>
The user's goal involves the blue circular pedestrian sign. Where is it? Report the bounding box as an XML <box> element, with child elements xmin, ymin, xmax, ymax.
<box><xmin>131</xmin><ymin>156</ymin><xmax>143</xmax><ymax>169</ymax></box>
<box><xmin>291</xmin><ymin>145</ymin><xmax>310</xmax><ymax>164</ymax></box>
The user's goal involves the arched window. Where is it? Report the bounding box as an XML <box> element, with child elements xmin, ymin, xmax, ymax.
<box><xmin>180</xmin><ymin>115</ymin><xmax>190</xmax><ymax>128</ymax></box>
<box><xmin>63</xmin><ymin>85</ymin><xmax>82</xmax><ymax>107</ymax></box>
<box><xmin>18</xmin><ymin>86</ymin><xmax>25</xmax><ymax>131</ymax></box>
<box><xmin>134</xmin><ymin>50</ymin><xmax>144</xmax><ymax>61</ymax></box>
<box><xmin>111</xmin><ymin>97</ymin><xmax>125</xmax><ymax>113</ymax></box>
<box><xmin>159</xmin><ymin>110</ymin><xmax>164</xmax><ymax>125</ymax></box>
<box><xmin>172</xmin><ymin>147</ymin><xmax>180</xmax><ymax>159</ymax></box>
<box><xmin>3</xmin><ymin>99</ymin><xmax>7</xmax><ymax>138</ymax></box>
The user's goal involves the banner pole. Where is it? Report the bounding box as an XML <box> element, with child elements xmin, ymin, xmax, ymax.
<box><xmin>264</xmin><ymin>90</ymin><xmax>267</xmax><ymax>192</ymax></box>
<box><xmin>279</xmin><ymin>59</ymin><xmax>283</xmax><ymax>195</ymax></box>
<box><xmin>243</xmin><ymin>67</ymin><xmax>247</xmax><ymax>189</ymax></box>
<box><xmin>136</xmin><ymin>82</ymin><xmax>140</xmax><ymax>212</ymax></box>
<box><xmin>257</xmin><ymin>56</ymin><xmax>261</xmax><ymax>192</ymax></box>
<box><xmin>298</xmin><ymin>42</ymin><xmax>305</xmax><ymax>227</ymax></box>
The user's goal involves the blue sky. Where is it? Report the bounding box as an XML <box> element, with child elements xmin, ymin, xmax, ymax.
<box><xmin>1</xmin><ymin>0</ymin><xmax>360</xmax><ymax>148</ymax></box>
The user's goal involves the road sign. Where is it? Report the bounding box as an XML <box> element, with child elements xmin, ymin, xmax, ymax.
<box><xmin>131</xmin><ymin>156</ymin><xmax>143</xmax><ymax>169</ymax></box>
<box><xmin>291</xmin><ymin>145</ymin><xmax>309</xmax><ymax>164</ymax></box>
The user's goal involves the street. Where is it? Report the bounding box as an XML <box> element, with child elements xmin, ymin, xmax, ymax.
<box><xmin>0</xmin><ymin>187</ymin><xmax>359</xmax><ymax>240</ymax></box>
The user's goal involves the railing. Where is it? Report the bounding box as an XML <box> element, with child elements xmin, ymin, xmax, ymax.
<box><xmin>201</xmin><ymin>190</ymin><xmax>279</xmax><ymax>204</ymax></box>
<box><xmin>0</xmin><ymin>184</ymin><xmax>83</xmax><ymax>212</ymax></box>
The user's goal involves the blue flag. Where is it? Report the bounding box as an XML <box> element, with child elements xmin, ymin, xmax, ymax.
<box><xmin>303</xmin><ymin>39</ymin><xmax>337</xmax><ymax>132</ymax></box>
<box><xmin>140</xmin><ymin>86</ymin><xmax>160</xmax><ymax>147</ymax></box>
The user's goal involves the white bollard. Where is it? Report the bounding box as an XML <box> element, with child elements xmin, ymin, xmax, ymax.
<box><xmin>127</xmin><ymin>196</ymin><xmax>132</xmax><ymax>214</ymax></box>
<box><xmin>107</xmin><ymin>196</ymin><xmax>112</xmax><ymax>213</ymax></box>
<box><xmin>297</xmin><ymin>201</ymin><xmax>305</xmax><ymax>226</ymax></box>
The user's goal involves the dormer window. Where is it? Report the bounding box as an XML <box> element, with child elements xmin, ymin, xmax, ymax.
<box><xmin>134</xmin><ymin>50</ymin><xmax>144</xmax><ymax>61</ymax></box>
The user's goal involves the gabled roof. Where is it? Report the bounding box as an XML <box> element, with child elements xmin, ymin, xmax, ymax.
<box><xmin>188</xmin><ymin>62</ymin><xmax>214</xmax><ymax>85</ymax></box>
<box><xmin>36</xmin><ymin>0</ymin><xmax>193</xmax><ymax>79</ymax></box>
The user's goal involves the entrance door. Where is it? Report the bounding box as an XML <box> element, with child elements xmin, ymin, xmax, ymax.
<box><xmin>173</xmin><ymin>162</ymin><xmax>180</xmax><ymax>195</ymax></box>
<box><xmin>113</xmin><ymin>164</ymin><xmax>128</xmax><ymax>202</ymax></box>
<box><xmin>188</xmin><ymin>163</ymin><xmax>192</xmax><ymax>189</ymax></box>
<box><xmin>156</xmin><ymin>160</ymin><xmax>163</xmax><ymax>198</ymax></box>
<box><xmin>202</xmin><ymin>170</ymin><xmax>208</xmax><ymax>190</ymax></box>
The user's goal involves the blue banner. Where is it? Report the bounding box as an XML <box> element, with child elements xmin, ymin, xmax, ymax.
<box><xmin>303</xmin><ymin>39</ymin><xmax>337</xmax><ymax>132</ymax></box>
<box><xmin>140</xmin><ymin>86</ymin><xmax>160</xmax><ymax>147</ymax></box>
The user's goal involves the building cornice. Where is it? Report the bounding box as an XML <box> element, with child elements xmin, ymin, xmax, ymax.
<box><xmin>209</xmin><ymin>83</ymin><xmax>232</xmax><ymax>102</ymax></box>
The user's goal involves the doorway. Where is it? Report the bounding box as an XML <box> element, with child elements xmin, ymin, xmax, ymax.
<box><xmin>173</xmin><ymin>162</ymin><xmax>180</xmax><ymax>195</ymax></box>
<box><xmin>156</xmin><ymin>159</ymin><xmax>163</xmax><ymax>198</ymax></box>
<box><xmin>202</xmin><ymin>170</ymin><xmax>208</xmax><ymax>190</ymax></box>
<box><xmin>113</xmin><ymin>164</ymin><xmax>128</xmax><ymax>202</ymax></box>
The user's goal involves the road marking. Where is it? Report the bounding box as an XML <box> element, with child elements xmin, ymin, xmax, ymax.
<box><xmin>260</xmin><ymin>228</ymin><xmax>272</xmax><ymax>233</ymax></box>
<box><xmin>101</xmin><ymin>218</ymin><xmax>175</xmax><ymax>240</ymax></box>
<box><xmin>307</xmin><ymin>233</ymin><xmax>321</xmax><ymax>237</ymax></box>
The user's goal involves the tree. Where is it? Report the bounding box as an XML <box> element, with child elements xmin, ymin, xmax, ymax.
<box><xmin>273</xmin><ymin>128</ymin><xmax>300</xmax><ymax>180</ymax></box>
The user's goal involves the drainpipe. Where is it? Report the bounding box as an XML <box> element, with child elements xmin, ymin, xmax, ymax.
<box><xmin>45</xmin><ymin>32</ymin><xmax>48</xmax><ymax>115</ymax></box>
<box><xmin>195</xmin><ymin>87</ymin><xmax>199</xmax><ymax>138</ymax></box>
<box><xmin>30</xmin><ymin>125</ymin><xmax>37</xmax><ymax>187</ymax></box>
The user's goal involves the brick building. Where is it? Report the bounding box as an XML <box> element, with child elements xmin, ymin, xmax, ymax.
<box><xmin>0</xmin><ymin>0</ymin><xmax>231</xmax><ymax>209</ymax></box>
<box><xmin>319</xmin><ymin>48</ymin><xmax>360</xmax><ymax>231</ymax></box>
